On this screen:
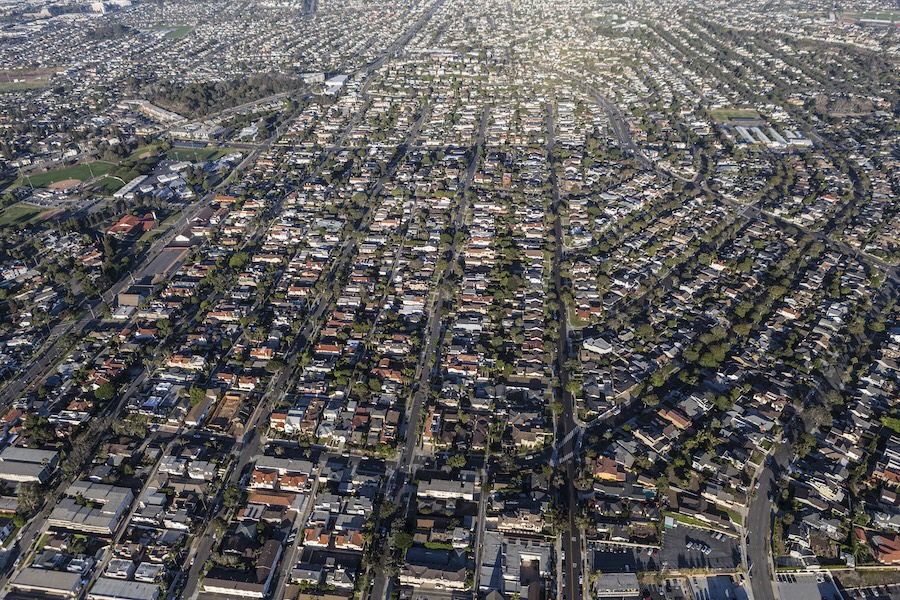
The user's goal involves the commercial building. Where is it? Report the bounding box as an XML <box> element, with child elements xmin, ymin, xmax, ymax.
<box><xmin>88</xmin><ymin>578</ymin><xmax>161</xmax><ymax>600</ymax></box>
<box><xmin>0</xmin><ymin>446</ymin><xmax>59</xmax><ymax>483</ymax></box>
<box><xmin>8</xmin><ymin>567</ymin><xmax>84</xmax><ymax>598</ymax></box>
<box><xmin>48</xmin><ymin>481</ymin><xmax>134</xmax><ymax>535</ymax></box>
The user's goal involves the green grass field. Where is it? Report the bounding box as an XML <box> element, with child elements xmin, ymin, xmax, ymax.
<box><xmin>846</xmin><ymin>12</ymin><xmax>900</xmax><ymax>21</ymax></box>
<box><xmin>14</xmin><ymin>161</ymin><xmax>115</xmax><ymax>189</ymax></box>
<box><xmin>0</xmin><ymin>203</ymin><xmax>45</xmax><ymax>227</ymax></box>
<box><xmin>126</xmin><ymin>144</ymin><xmax>163</xmax><ymax>161</ymax></box>
<box><xmin>93</xmin><ymin>175</ymin><xmax>127</xmax><ymax>194</ymax></box>
<box><xmin>168</xmin><ymin>25</ymin><xmax>194</xmax><ymax>39</ymax></box>
<box><xmin>155</xmin><ymin>25</ymin><xmax>194</xmax><ymax>39</ymax></box>
<box><xmin>0</xmin><ymin>79</ymin><xmax>47</xmax><ymax>93</ymax></box>
<box><xmin>165</xmin><ymin>147</ymin><xmax>239</xmax><ymax>162</ymax></box>
<box><xmin>710</xmin><ymin>108</ymin><xmax>761</xmax><ymax>122</ymax></box>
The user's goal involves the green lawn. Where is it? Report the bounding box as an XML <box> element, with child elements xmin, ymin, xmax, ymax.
<box><xmin>0</xmin><ymin>203</ymin><xmax>45</xmax><ymax>227</ymax></box>
<box><xmin>14</xmin><ymin>161</ymin><xmax>115</xmax><ymax>189</ymax></box>
<box><xmin>662</xmin><ymin>510</ymin><xmax>734</xmax><ymax>534</ymax></box>
<box><xmin>154</xmin><ymin>25</ymin><xmax>194</xmax><ymax>39</ymax></box>
<box><xmin>567</xmin><ymin>304</ymin><xmax>591</xmax><ymax>328</ymax></box>
<box><xmin>709</xmin><ymin>108</ymin><xmax>761</xmax><ymax>122</ymax></box>
<box><xmin>165</xmin><ymin>147</ymin><xmax>239</xmax><ymax>162</ymax></box>
<box><xmin>0</xmin><ymin>79</ymin><xmax>47</xmax><ymax>93</ymax></box>
<box><xmin>139</xmin><ymin>210</ymin><xmax>182</xmax><ymax>243</ymax></box>
<box><xmin>846</xmin><ymin>12</ymin><xmax>900</xmax><ymax>21</ymax></box>
<box><xmin>166</xmin><ymin>25</ymin><xmax>194</xmax><ymax>39</ymax></box>
<box><xmin>725</xmin><ymin>508</ymin><xmax>745</xmax><ymax>527</ymax></box>
<box><xmin>94</xmin><ymin>175</ymin><xmax>127</xmax><ymax>194</ymax></box>
<box><xmin>126</xmin><ymin>144</ymin><xmax>163</xmax><ymax>161</ymax></box>
<box><xmin>1</xmin><ymin>523</ymin><xmax>19</xmax><ymax>548</ymax></box>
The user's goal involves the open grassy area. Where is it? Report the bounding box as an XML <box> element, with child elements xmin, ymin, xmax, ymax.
<box><xmin>126</xmin><ymin>144</ymin><xmax>163</xmax><ymax>161</ymax></box>
<box><xmin>14</xmin><ymin>161</ymin><xmax>115</xmax><ymax>189</ymax></box>
<box><xmin>154</xmin><ymin>24</ymin><xmax>194</xmax><ymax>39</ymax></box>
<box><xmin>93</xmin><ymin>175</ymin><xmax>127</xmax><ymax>194</ymax></box>
<box><xmin>662</xmin><ymin>510</ymin><xmax>734</xmax><ymax>534</ymax></box>
<box><xmin>0</xmin><ymin>203</ymin><xmax>46</xmax><ymax>228</ymax></box>
<box><xmin>0</xmin><ymin>68</ymin><xmax>54</xmax><ymax>93</ymax></box>
<box><xmin>0</xmin><ymin>79</ymin><xmax>47</xmax><ymax>93</ymax></box>
<box><xmin>165</xmin><ymin>147</ymin><xmax>239</xmax><ymax>162</ymax></box>
<box><xmin>709</xmin><ymin>108</ymin><xmax>762</xmax><ymax>122</ymax></box>
<box><xmin>846</xmin><ymin>12</ymin><xmax>900</xmax><ymax>21</ymax></box>
<box><xmin>166</xmin><ymin>25</ymin><xmax>194</xmax><ymax>39</ymax></box>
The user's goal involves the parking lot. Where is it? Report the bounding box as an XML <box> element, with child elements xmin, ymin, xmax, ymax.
<box><xmin>687</xmin><ymin>574</ymin><xmax>749</xmax><ymax>600</ymax></box>
<box><xmin>590</xmin><ymin>542</ymin><xmax>641</xmax><ymax>573</ymax></box>
<box><xmin>776</xmin><ymin>572</ymin><xmax>843</xmax><ymax>600</ymax></box>
<box><xmin>659</xmin><ymin>525</ymin><xmax>741</xmax><ymax>570</ymax></box>
<box><xmin>843</xmin><ymin>585</ymin><xmax>900</xmax><ymax>599</ymax></box>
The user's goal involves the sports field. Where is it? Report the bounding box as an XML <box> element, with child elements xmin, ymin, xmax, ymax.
<box><xmin>709</xmin><ymin>108</ymin><xmax>761</xmax><ymax>122</ymax></box>
<box><xmin>0</xmin><ymin>203</ymin><xmax>46</xmax><ymax>228</ymax></box>
<box><xmin>14</xmin><ymin>161</ymin><xmax>114</xmax><ymax>189</ymax></box>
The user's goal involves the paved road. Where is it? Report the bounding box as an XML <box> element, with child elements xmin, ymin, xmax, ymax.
<box><xmin>369</xmin><ymin>107</ymin><xmax>488</xmax><ymax>600</ymax></box>
<box><xmin>270</xmin><ymin>475</ymin><xmax>320</xmax><ymax>600</ymax></box>
<box><xmin>590</xmin><ymin>92</ymin><xmax>653</xmax><ymax>172</ymax></box>
<box><xmin>180</xmin><ymin>11</ymin><xmax>446</xmax><ymax>594</ymax></box>
<box><xmin>179</xmin><ymin>242</ymin><xmax>337</xmax><ymax>598</ymax></box>
<box><xmin>547</xmin><ymin>103</ymin><xmax>585</xmax><ymax>600</ymax></box>
<box><xmin>747</xmin><ymin>444</ymin><xmax>791</xmax><ymax>600</ymax></box>
<box><xmin>0</xmin><ymin>100</ymin><xmax>305</xmax><ymax>599</ymax></box>
<box><xmin>0</xmin><ymin>361</ymin><xmax>153</xmax><ymax>593</ymax></box>
<box><xmin>0</xmin><ymin>127</ymin><xmax>283</xmax><ymax>409</ymax></box>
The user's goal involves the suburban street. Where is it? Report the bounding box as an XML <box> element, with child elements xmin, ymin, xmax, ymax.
<box><xmin>370</xmin><ymin>104</ymin><xmax>489</xmax><ymax>600</ymax></box>
<box><xmin>179</xmin><ymin>6</ymin><xmax>448</xmax><ymax>597</ymax></box>
<box><xmin>0</xmin><ymin>111</ymin><xmax>294</xmax><ymax>410</ymax></box>
<box><xmin>547</xmin><ymin>103</ymin><xmax>584</xmax><ymax>600</ymax></box>
<box><xmin>747</xmin><ymin>444</ymin><xmax>792</xmax><ymax>600</ymax></box>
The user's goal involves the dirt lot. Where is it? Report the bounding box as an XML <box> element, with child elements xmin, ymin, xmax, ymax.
<box><xmin>48</xmin><ymin>178</ymin><xmax>81</xmax><ymax>190</ymax></box>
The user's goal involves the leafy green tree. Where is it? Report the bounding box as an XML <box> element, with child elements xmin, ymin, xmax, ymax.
<box><xmin>17</xmin><ymin>482</ymin><xmax>44</xmax><ymax>516</ymax></box>
<box><xmin>189</xmin><ymin>387</ymin><xmax>205</xmax><ymax>406</ymax></box>
<box><xmin>229</xmin><ymin>252</ymin><xmax>249</xmax><ymax>270</ymax></box>
<box><xmin>394</xmin><ymin>531</ymin><xmax>414</xmax><ymax>549</ymax></box>
<box><xmin>94</xmin><ymin>382</ymin><xmax>117</xmax><ymax>401</ymax></box>
<box><xmin>24</xmin><ymin>416</ymin><xmax>56</xmax><ymax>446</ymax></box>
<box><xmin>447</xmin><ymin>454</ymin><xmax>467</xmax><ymax>469</ymax></box>
<box><xmin>223</xmin><ymin>485</ymin><xmax>242</xmax><ymax>509</ymax></box>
